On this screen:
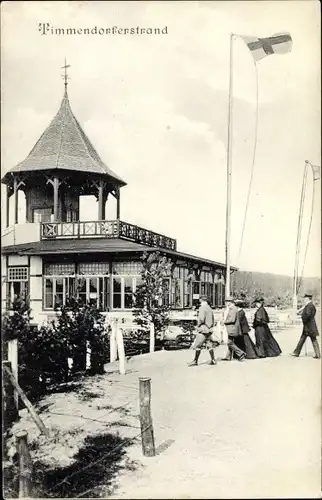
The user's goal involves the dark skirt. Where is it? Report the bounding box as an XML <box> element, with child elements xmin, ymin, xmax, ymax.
<box><xmin>234</xmin><ymin>334</ymin><xmax>259</xmax><ymax>359</ymax></box>
<box><xmin>254</xmin><ymin>325</ymin><xmax>282</xmax><ymax>358</ymax></box>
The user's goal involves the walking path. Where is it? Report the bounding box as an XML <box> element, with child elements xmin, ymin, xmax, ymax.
<box><xmin>108</xmin><ymin>326</ymin><xmax>321</xmax><ymax>499</ymax></box>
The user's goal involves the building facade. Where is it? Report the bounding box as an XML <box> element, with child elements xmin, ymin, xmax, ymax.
<box><xmin>1</xmin><ymin>79</ymin><xmax>235</xmax><ymax>324</ymax></box>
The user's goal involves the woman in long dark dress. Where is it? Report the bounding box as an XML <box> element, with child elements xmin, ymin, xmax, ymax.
<box><xmin>253</xmin><ymin>298</ymin><xmax>282</xmax><ymax>358</ymax></box>
<box><xmin>234</xmin><ymin>300</ymin><xmax>259</xmax><ymax>359</ymax></box>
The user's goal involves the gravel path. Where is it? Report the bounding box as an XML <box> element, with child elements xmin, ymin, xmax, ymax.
<box><xmin>108</xmin><ymin>326</ymin><xmax>321</xmax><ymax>499</ymax></box>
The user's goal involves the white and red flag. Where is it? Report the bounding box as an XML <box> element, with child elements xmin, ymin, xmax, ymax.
<box><xmin>310</xmin><ymin>162</ymin><xmax>321</xmax><ymax>181</ymax></box>
<box><xmin>239</xmin><ymin>32</ymin><xmax>292</xmax><ymax>62</ymax></box>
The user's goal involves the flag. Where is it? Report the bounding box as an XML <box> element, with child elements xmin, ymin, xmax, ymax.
<box><xmin>239</xmin><ymin>33</ymin><xmax>292</xmax><ymax>62</ymax></box>
<box><xmin>310</xmin><ymin>162</ymin><xmax>321</xmax><ymax>181</ymax></box>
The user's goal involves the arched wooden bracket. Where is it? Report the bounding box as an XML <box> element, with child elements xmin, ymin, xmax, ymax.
<box><xmin>45</xmin><ymin>175</ymin><xmax>62</xmax><ymax>188</ymax></box>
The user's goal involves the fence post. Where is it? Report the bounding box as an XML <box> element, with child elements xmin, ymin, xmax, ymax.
<box><xmin>3</xmin><ymin>364</ymin><xmax>49</xmax><ymax>437</ymax></box>
<box><xmin>7</xmin><ymin>338</ymin><xmax>18</xmax><ymax>408</ymax></box>
<box><xmin>139</xmin><ymin>377</ymin><xmax>155</xmax><ymax>457</ymax></box>
<box><xmin>110</xmin><ymin>319</ymin><xmax>118</xmax><ymax>363</ymax></box>
<box><xmin>149</xmin><ymin>322</ymin><xmax>155</xmax><ymax>353</ymax></box>
<box><xmin>115</xmin><ymin>320</ymin><xmax>126</xmax><ymax>375</ymax></box>
<box><xmin>3</xmin><ymin>361</ymin><xmax>19</xmax><ymax>427</ymax></box>
<box><xmin>16</xmin><ymin>430</ymin><xmax>33</xmax><ymax>498</ymax></box>
<box><xmin>86</xmin><ymin>340</ymin><xmax>91</xmax><ymax>370</ymax></box>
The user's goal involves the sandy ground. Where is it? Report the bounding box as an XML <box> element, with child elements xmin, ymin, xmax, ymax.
<box><xmin>7</xmin><ymin>325</ymin><xmax>321</xmax><ymax>498</ymax></box>
<box><xmin>108</xmin><ymin>326</ymin><xmax>321</xmax><ymax>499</ymax></box>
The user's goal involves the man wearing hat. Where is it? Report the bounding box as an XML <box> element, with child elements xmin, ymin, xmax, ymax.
<box><xmin>188</xmin><ymin>295</ymin><xmax>219</xmax><ymax>366</ymax></box>
<box><xmin>291</xmin><ymin>293</ymin><xmax>320</xmax><ymax>359</ymax></box>
<box><xmin>222</xmin><ymin>297</ymin><xmax>246</xmax><ymax>361</ymax></box>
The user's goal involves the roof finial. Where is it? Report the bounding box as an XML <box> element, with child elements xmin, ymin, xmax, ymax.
<box><xmin>61</xmin><ymin>58</ymin><xmax>70</xmax><ymax>95</ymax></box>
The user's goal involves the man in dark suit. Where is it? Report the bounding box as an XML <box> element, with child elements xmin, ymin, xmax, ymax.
<box><xmin>222</xmin><ymin>297</ymin><xmax>246</xmax><ymax>361</ymax></box>
<box><xmin>291</xmin><ymin>293</ymin><xmax>320</xmax><ymax>359</ymax></box>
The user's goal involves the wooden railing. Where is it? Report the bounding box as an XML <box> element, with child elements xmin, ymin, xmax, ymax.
<box><xmin>41</xmin><ymin>220</ymin><xmax>177</xmax><ymax>251</ymax></box>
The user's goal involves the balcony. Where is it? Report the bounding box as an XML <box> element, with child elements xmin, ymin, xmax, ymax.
<box><xmin>40</xmin><ymin>220</ymin><xmax>177</xmax><ymax>251</ymax></box>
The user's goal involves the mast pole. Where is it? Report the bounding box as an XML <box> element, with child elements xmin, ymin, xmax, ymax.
<box><xmin>292</xmin><ymin>160</ymin><xmax>309</xmax><ymax>320</ymax></box>
<box><xmin>225</xmin><ymin>33</ymin><xmax>234</xmax><ymax>299</ymax></box>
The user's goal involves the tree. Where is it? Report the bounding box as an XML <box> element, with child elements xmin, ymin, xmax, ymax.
<box><xmin>133</xmin><ymin>251</ymin><xmax>172</xmax><ymax>334</ymax></box>
<box><xmin>53</xmin><ymin>297</ymin><xmax>109</xmax><ymax>376</ymax></box>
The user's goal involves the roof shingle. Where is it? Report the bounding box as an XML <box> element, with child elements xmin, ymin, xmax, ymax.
<box><xmin>2</xmin><ymin>91</ymin><xmax>126</xmax><ymax>185</ymax></box>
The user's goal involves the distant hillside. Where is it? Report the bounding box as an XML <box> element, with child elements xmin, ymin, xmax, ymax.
<box><xmin>231</xmin><ymin>270</ymin><xmax>321</xmax><ymax>306</ymax></box>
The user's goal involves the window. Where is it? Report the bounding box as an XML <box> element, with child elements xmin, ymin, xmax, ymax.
<box><xmin>44</xmin><ymin>263</ymin><xmax>75</xmax><ymax>276</ymax></box>
<box><xmin>7</xmin><ymin>266</ymin><xmax>29</xmax><ymax>306</ymax></box>
<box><xmin>7</xmin><ymin>282</ymin><xmax>29</xmax><ymax>306</ymax></box>
<box><xmin>44</xmin><ymin>279</ymin><xmax>54</xmax><ymax>308</ymax></box>
<box><xmin>44</xmin><ymin>276</ymin><xmax>76</xmax><ymax>309</ymax></box>
<box><xmin>8</xmin><ymin>267</ymin><xmax>28</xmax><ymax>282</ymax></box>
<box><xmin>88</xmin><ymin>278</ymin><xmax>98</xmax><ymax>306</ymax></box>
<box><xmin>214</xmin><ymin>283</ymin><xmax>219</xmax><ymax>307</ymax></box>
<box><xmin>99</xmin><ymin>277</ymin><xmax>110</xmax><ymax>311</ymax></box>
<box><xmin>124</xmin><ymin>277</ymin><xmax>134</xmax><ymax>309</ymax></box>
<box><xmin>184</xmin><ymin>281</ymin><xmax>192</xmax><ymax>308</ymax></box>
<box><xmin>77</xmin><ymin>277</ymin><xmax>87</xmax><ymax>305</ymax></box>
<box><xmin>218</xmin><ymin>282</ymin><xmax>225</xmax><ymax>307</ymax></box>
<box><xmin>163</xmin><ymin>278</ymin><xmax>170</xmax><ymax>307</ymax></box>
<box><xmin>171</xmin><ymin>279</ymin><xmax>183</xmax><ymax>308</ymax></box>
<box><xmin>42</xmin><ymin>260</ymin><xmax>145</xmax><ymax>311</ymax></box>
<box><xmin>113</xmin><ymin>277</ymin><xmax>122</xmax><ymax>309</ymax></box>
<box><xmin>112</xmin><ymin>276</ymin><xmax>141</xmax><ymax>309</ymax></box>
<box><xmin>112</xmin><ymin>261</ymin><xmax>143</xmax><ymax>275</ymax></box>
<box><xmin>79</xmin><ymin>263</ymin><xmax>109</xmax><ymax>275</ymax></box>
<box><xmin>33</xmin><ymin>208</ymin><xmax>52</xmax><ymax>223</ymax></box>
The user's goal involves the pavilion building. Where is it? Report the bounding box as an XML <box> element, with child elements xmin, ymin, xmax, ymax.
<box><xmin>1</xmin><ymin>75</ymin><xmax>235</xmax><ymax>324</ymax></box>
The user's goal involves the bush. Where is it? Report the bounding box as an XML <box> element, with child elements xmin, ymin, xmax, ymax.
<box><xmin>2</xmin><ymin>297</ymin><xmax>110</xmax><ymax>401</ymax></box>
<box><xmin>133</xmin><ymin>251</ymin><xmax>172</xmax><ymax>334</ymax></box>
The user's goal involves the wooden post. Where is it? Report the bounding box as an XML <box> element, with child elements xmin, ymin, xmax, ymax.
<box><xmin>139</xmin><ymin>377</ymin><xmax>155</xmax><ymax>457</ymax></box>
<box><xmin>6</xmin><ymin>184</ymin><xmax>10</xmax><ymax>227</ymax></box>
<box><xmin>110</xmin><ymin>319</ymin><xmax>118</xmax><ymax>363</ymax></box>
<box><xmin>16</xmin><ymin>431</ymin><xmax>33</xmax><ymax>498</ymax></box>
<box><xmin>8</xmin><ymin>338</ymin><xmax>19</xmax><ymax>408</ymax></box>
<box><xmin>86</xmin><ymin>340</ymin><xmax>91</xmax><ymax>370</ymax></box>
<box><xmin>116</xmin><ymin>190</ymin><xmax>120</xmax><ymax>219</ymax></box>
<box><xmin>3</xmin><ymin>365</ymin><xmax>49</xmax><ymax>436</ymax></box>
<box><xmin>53</xmin><ymin>176</ymin><xmax>59</xmax><ymax>222</ymax></box>
<box><xmin>115</xmin><ymin>320</ymin><xmax>126</xmax><ymax>375</ymax></box>
<box><xmin>3</xmin><ymin>361</ymin><xmax>19</xmax><ymax>427</ymax></box>
<box><xmin>149</xmin><ymin>322</ymin><xmax>155</xmax><ymax>353</ymax></box>
<box><xmin>14</xmin><ymin>178</ymin><xmax>19</xmax><ymax>224</ymax></box>
<box><xmin>98</xmin><ymin>180</ymin><xmax>104</xmax><ymax>220</ymax></box>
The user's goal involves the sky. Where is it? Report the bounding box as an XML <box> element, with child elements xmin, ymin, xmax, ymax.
<box><xmin>1</xmin><ymin>0</ymin><xmax>321</xmax><ymax>277</ymax></box>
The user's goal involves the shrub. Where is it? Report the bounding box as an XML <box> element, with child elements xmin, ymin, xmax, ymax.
<box><xmin>2</xmin><ymin>297</ymin><xmax>110</xmax><ymax>401</ymax></box>
<box><xmin>133</xmin><ymin>251</ymin><xmax>172</xmax><ymax>334</ymax></box>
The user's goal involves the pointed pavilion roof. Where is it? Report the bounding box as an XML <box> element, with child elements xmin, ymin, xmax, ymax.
<box><xmin>2</xmin><ymin>88</ymin><xmax>126</xmax><ymax>186</ymax></box>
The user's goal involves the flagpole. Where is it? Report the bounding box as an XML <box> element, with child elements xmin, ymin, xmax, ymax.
<box><xmin>225</xmin><ymin>33</ymin><xmax>234</xmax><ymax>300</ymax></box>
<box><xmin>292</xmin><ymin>159</ymin><xmax>309</xmax><ymax>321</ymax></box>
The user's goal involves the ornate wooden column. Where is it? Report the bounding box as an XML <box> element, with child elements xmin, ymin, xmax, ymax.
<box><xmin>116</xmin><ymin>188</ymin><xmax>120</xmax><ymax>219</ymax></box>
<box><xmin>6</xmin><ymin>184</ymin><xmax>10</xmax><ymax>227</ymax></box>
<box><xmin>13</xmin><ymin>178</ymin><xmax>19</xmax><ymax>224</ymax></box>
<box><xmin>53</xmin><ymin>176</ymin><xmax>60</xmax><ymax>221</ymax></box>
<box><xmin>98</xmin><ymin>179</ymin><xmax>105</xmax><ymax>220</ymax></box>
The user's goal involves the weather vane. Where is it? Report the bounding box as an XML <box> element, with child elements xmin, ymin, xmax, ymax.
<box><xmin>61</xmin><ymin>58</ymin><xmax>71</xmax><ymax>89</ymax></box>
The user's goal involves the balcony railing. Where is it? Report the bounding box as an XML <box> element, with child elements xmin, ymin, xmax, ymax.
<box><xmin>41</xmin><ymin>220</ymin><xmax>177</xmax><ymax>251</ymax></box>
